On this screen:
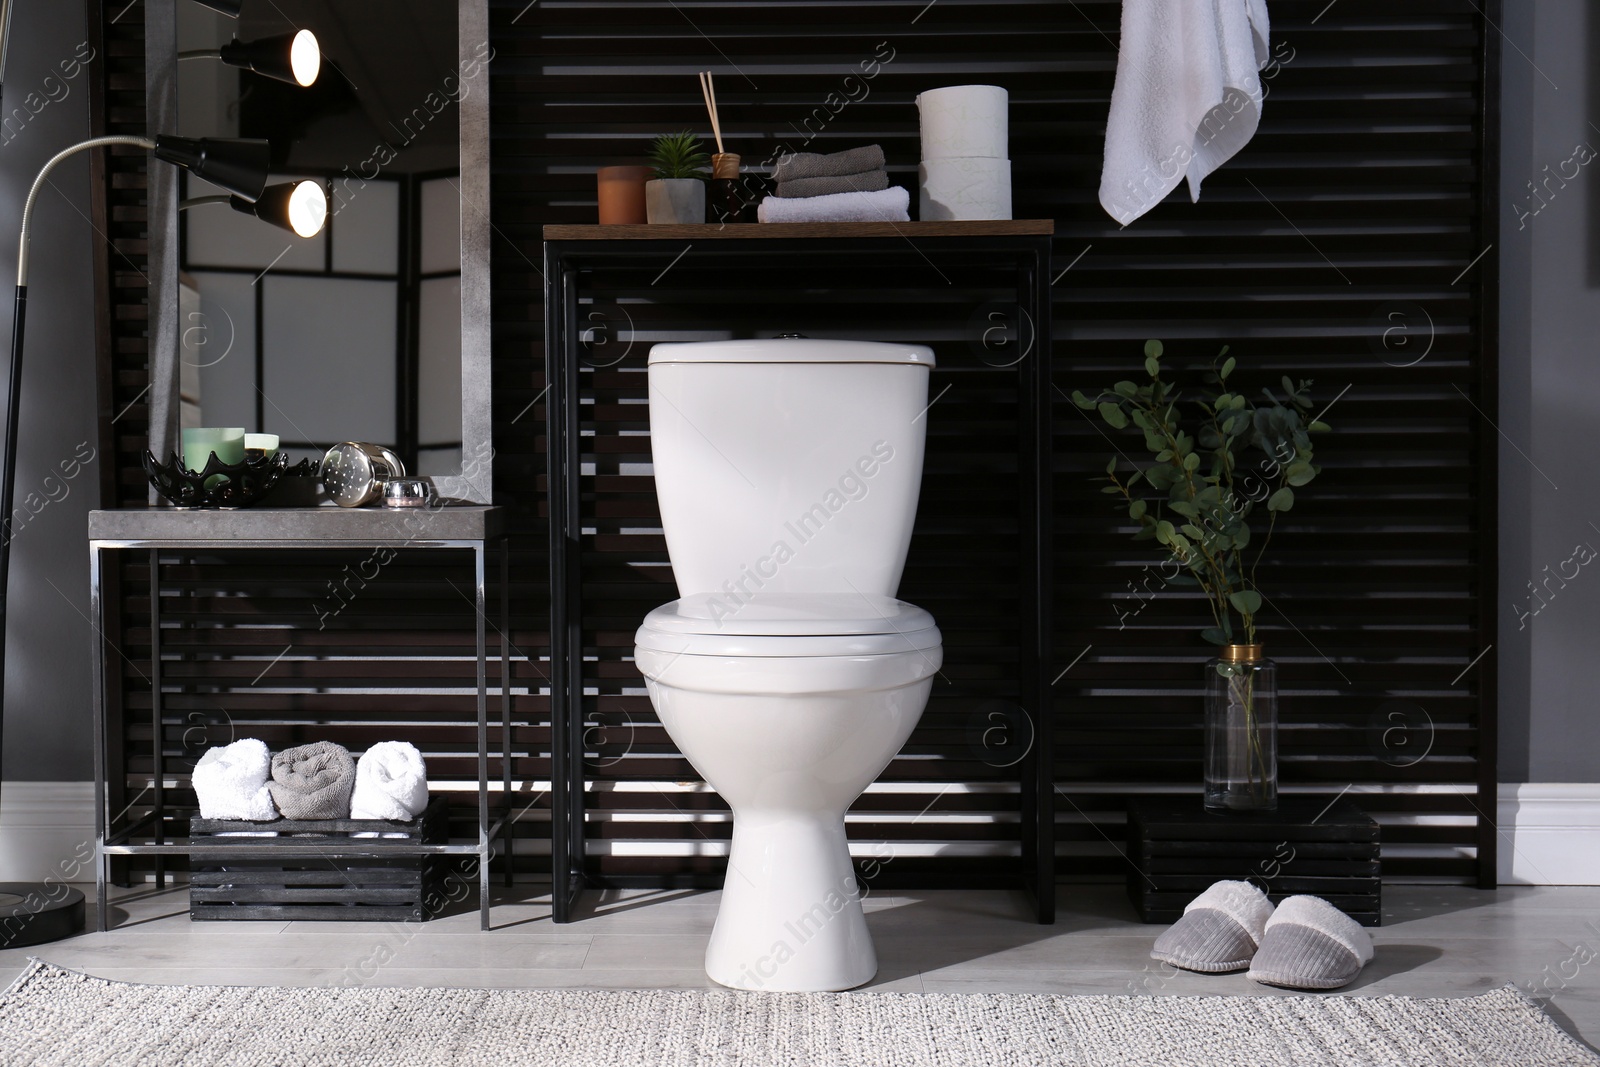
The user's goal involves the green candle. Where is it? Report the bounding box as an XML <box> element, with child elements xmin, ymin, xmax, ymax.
<box><xmin>181</xmin><ymin>427</ymin><xmax>245</xmax><ymax>489</ymax></box>
<box><xmin>244</xmin><ymin>433</ymin><xmax>279</xmax><ymax>461</ymax></box>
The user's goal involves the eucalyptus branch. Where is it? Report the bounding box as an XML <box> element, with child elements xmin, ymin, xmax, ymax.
<box><xmin>1078</xmin><ymin>340</ymin><xmax>1328</xmax><ymax>648</ymax></box>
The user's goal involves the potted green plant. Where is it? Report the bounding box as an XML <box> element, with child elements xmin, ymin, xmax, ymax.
<box><xmin>1072</xmin><ymin>341</ymin><xmax>1330</xmax><ymax>813</ymax></box>
<box><xmin>646</xmin><ymin>131</ymin><xmax>709</xmax><ymax>224</ymax></box>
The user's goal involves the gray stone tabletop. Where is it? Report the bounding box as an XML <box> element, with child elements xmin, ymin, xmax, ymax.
<box><xmin>88</xmin><ymin>505</ymin><xmax>504</xmax><ymax>544</ymax></box>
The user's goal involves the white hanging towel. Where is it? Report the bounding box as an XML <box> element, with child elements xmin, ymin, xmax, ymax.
<box><xmin>1099</xmin><ymin>0</ymin><xmax>1271</xmax><ymax>226</ymax></box>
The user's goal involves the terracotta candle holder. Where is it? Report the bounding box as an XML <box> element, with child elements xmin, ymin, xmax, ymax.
<box><xmin>597</xmin><ymin>165</ymin><xmax>652</xmax><ymax>224</ymax></box>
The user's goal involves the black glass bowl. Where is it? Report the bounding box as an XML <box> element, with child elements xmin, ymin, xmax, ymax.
<box><xmin>142</xmin><ymin>449</ymin><xmax>314</xmax><ymax>508</ymax></box>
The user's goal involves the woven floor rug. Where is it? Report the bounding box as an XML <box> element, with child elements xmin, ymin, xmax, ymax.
<box><xmin>3</xmin><ymin>959</ymin><xmax>1597</xmax><ymax>1067</ymax></box>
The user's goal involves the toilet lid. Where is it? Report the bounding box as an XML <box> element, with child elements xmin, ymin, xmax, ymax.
<box><xmin>635</xmin><ymin>592</ymin><xmax>941</xmax><ymax>658</ymax></box>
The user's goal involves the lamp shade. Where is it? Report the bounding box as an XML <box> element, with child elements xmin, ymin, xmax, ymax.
<box><xmin>217</xmin><ymin>29</ymin><xmax>320</xmax><ymax>87</ymax></box>
<box><xmin>152</xmin><ymin>136</ymin><xmax>271</xmax><ymax>203</ymax></box>
<box><xmin>230</xmin><ymin>180</ymin><xmax>328</xmax><ymax>238</ymax></box>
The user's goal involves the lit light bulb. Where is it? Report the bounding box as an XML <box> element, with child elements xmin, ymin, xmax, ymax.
<box><xmin>287</xmin><ymin>179</ymin><xmax>327</xmax><ymax>238</ymax></box>
<box><xmin>290</xmin><ymin>29</ymin><xmax>320</xmax><ymax>87</ymax></box>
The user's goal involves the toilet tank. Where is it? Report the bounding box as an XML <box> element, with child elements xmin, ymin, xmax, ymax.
<box><xmin>648</xmin><ymin>338</ymin><xmax>935</xmax><ymax>599</ymax></box>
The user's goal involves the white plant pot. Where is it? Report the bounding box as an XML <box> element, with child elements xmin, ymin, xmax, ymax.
<box><xmin>645</xmin><ymin>178</ymin><xmax>705</xmax><ymax>224</ymax></box>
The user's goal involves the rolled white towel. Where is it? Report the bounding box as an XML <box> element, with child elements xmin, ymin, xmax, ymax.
<box><xmin>192</xmin><ymin>738</ymin><xmax>278</xmax><ymax>821</ymax></box>
<box><xmin>757</xmin><ymin>185</ymin><xmax>910</xmax><ymax>224</ymax></box>
<box><xmin>350</xmin><ymin>741</ymin><xmax>429</xmax><ymax>821</ymax></box>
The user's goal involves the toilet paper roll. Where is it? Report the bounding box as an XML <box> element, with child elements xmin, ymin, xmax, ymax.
<box><xmin>917</xmin><ymin>84</ymin><xmax>1008</xmax><ymax>161</ymax></box>
<box><xmin>918</xmin><ymin>158</ymin><xmax>1012</xmax><ymax>221</ymax></box>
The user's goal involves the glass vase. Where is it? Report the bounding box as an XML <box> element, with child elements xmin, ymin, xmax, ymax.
<box><xmin>1204</xmin><ymin>645</ymin><xmax>1277</xmax><ymax>813</ymax></box>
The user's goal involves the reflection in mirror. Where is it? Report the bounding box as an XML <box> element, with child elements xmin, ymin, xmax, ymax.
<box><xmin>176</xmin><ymin>0</ymin><xmax>468</xmax><ymax>478</ymax></box>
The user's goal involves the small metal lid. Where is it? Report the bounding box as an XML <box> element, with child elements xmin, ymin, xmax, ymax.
<box><xmin>382</xmin><ymin>478</ymin><xmax>431</xmax><ymax>508</ymax></box>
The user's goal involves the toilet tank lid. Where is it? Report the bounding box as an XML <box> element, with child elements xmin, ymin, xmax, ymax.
<box><xmin>641</xmin><ymin>592</ymin><xmax>936</xmax><ymax>637</ymax></box>
<box><xmin>649</xmin><ymin>338</ymin><xmax>935</xmax><ymax>366</ymax></box>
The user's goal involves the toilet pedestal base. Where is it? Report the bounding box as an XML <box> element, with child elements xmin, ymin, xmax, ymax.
<box><xmin>704</xmin><ymin>810</ymin><xmax>876</xmax><ymax>992</ymax></box>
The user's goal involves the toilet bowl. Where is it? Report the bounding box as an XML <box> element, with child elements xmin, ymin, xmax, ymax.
<box><xmin>635</xmin><ymin>592</ymin><xmax>941</xmax><ymax>991</ymax></box>
<box><xmin>637</xmin><ymin>337</ymin><xmax>940</xmax><ymax>992</ymax></box>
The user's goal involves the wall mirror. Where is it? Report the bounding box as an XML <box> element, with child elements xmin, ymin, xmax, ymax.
<box><xmin>153</xmin><ymin>0</ymin><xmax>491</xmax><ymax>501</ymax></box>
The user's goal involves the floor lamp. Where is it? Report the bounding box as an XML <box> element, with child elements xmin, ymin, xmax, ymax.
<box><xmin>0</xmin><ymin>135</ymin><xmax>272</xmax><ymax>947</ymax></box>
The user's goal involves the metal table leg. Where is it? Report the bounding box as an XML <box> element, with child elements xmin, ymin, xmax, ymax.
<box><xmin>501</xmin><ymin>538</ymin><xmax>513</xmax><ymax>888</ymax></box>
<box><xmin>1028</xmin><ymin>239</ymin><xmax>1056</xmax><ymax>923</ymax></box>
<box><xmin>149</xmin><ymin>548</ymin><xmax>164</xmax><ymax>892</ymax></box>
<box><xmin>90</xmin><ymin>544</ymin><xmax>107</xmax><ymax>932</ymax></box>
<box><xmin>476</xmin><ymin>542</ymin><xmax>490</xmax><ymax>930</ymax></box>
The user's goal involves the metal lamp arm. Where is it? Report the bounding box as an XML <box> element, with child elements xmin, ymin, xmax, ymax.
<box><xmin>17</xmin><ymin>135</ymin><xmax>155</xmax><ymax>287</ymax></box>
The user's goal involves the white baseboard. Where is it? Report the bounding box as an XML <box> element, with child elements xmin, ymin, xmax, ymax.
<box><xmin>1499</xmin><ymin>783</ymin><xmax>1600</xmax><ymax>885</ymax></box>
<box><xmin>0</xmin><ymin>781</ymin><xmax>96</xmax><ymax>884</ymax></box>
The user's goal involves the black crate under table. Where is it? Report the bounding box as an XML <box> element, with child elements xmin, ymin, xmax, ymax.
<box><xmin>1127</xmin><ymin>797</ymin><xmax>1381</xmax><ymax>927</ymax></box>
<box><xmin>188</xmin><ymin>798</ymin><xmax>450</xmax><ymax>922</ymax></box>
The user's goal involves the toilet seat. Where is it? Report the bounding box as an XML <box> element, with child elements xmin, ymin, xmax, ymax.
<box><xmin>635</xmin><ymin>592</ymin><xmax>940</xmax><ymax>658</ymax></box>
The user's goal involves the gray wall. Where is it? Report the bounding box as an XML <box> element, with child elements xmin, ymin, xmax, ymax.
<box><xmin>0</xmin><ymin>2</ymin><xmax>99</xmax><ymax>781</ymax></box>
<box><xmin>1496</xmin><ymin>0</ymin><xmax>1600</xmax><ymax>783</ymax></box>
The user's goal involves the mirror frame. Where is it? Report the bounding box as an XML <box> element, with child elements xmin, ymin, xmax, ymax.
<box><xmin>147</xmin><ymin>0</ymin><xmax>493</xmax><ymax>504</ymax></box>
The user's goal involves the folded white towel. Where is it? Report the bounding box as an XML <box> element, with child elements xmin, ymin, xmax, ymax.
<box><xmin>350</xmin><ymin>741</ymin><xmax>429</xmax><ymax>822</ymax></box>
<box><xmin>192</xmin><ymin>738</ymin><xmax>278</xmax><ymax>821</ymax></box>
<box><xmin>1099</xmin><ymin>0</ymin><xmax>1270</xmax><ymax>226</ymax></box>
<box><xmin>757</xmin><ymin>185</ymin><xmax>910</xmax><ymax>224</ymax></box>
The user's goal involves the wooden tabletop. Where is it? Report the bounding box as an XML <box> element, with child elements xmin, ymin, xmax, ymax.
<box><xmin>543</xmin><ymin>220</ymin><xmax>1054</xmax><ymax>240</ymax></box>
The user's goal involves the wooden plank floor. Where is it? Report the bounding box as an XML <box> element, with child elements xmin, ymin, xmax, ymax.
<box><xmin>4</xmin><ymin>885</ymin><xmax>1597</xmax><ymax>1050</ymax></box>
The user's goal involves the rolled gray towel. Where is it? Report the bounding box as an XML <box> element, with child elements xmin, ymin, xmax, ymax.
<box><xmin>771</xmin><ymin>145</ymin><xmax>886</xmax><ymax>183</ymax></box>
<box><xmin>776</xmin><ymin>169</ymin><xmax>890</xmax><ymax>199</ymax></box>
<box><xmin>268</xmin><ymin>741</ymin><xmax>356</xmax><ymax>820</ymax></box>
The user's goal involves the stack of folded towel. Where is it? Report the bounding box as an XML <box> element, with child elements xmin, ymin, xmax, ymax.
<box><xmin>759</xmin><ymin>144</ymin><xmax>909</xmax><ymax>223</ymax></box>
<box><xmin>192</xmin><ymin>739</ymin><xmax>430</xmax><ymax>823</ymax></box>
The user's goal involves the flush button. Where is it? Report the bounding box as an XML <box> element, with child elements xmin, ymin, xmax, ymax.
<box><xmin>777</xmin><ymin>332</ymin><xmax>807</xmax><ymax>339</ymax></box>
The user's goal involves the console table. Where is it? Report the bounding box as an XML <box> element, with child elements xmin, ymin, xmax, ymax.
<box><xmin>87</xmin><ymin>506</ymin><xmax>512</xmax><ymax>930</ymax></box>
<box><xmin>542</xmin><ymin>221</ymin><xmax>1055</xmax><ymax>923</ymax></box>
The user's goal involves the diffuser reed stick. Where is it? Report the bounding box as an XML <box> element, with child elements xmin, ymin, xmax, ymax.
<box><xmin>699</xmin><ymin>70</ymin><xmax>725</xmax><ymax>154</ymax></box>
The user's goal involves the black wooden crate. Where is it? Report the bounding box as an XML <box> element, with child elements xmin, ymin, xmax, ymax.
<box><xmin>188</xmin><ymin>797</ymin><xmax>449</xmax><ymax>922</ymax></box>
<box><xmin>1127</xmin><ymin>797</ymin><xmax>1381</xmax><ymax>927</ymax></box>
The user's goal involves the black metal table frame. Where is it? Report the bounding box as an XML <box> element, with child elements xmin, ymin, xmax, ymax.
<box><xmin>88</xmin><ymin>534</ymin><xmax>514</xmax><ymax>931</ymax></box>
<box><xmin>543</xmin><ymin>231</ymin><xmax>1055</xmax><ymax>924</ymax></box>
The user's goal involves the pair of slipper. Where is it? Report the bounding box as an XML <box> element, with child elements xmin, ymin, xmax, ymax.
<box><xmin>1150</xmin><ymin>880</ymin><xmax>1373</xmax><ymax>990</ymax></box>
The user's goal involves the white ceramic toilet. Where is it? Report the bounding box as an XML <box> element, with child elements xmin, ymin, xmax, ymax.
<box><xmin>634</xmin><ymin>337</ymin><xmax>942</xmax><ymax>992</ymax></box>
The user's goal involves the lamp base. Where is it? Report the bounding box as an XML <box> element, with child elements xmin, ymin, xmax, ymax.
<box><xmin>0</xmin><ymin>883</ymin><xmax>85</xmax><ymax>947</ymax></box>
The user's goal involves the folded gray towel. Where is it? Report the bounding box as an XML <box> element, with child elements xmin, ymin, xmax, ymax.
<box><xmin>268</xmin><ymin>741</ymin><xmax>356</xmax><ymax>820</ymax></box>
<box><xmin>776</xmin><ymin>169</ymin><xmax>889</xmax><ymax>199</ymax></box>
<box><xmin>772</xmin><ymin>145</ymin><xmax>886</xmax><ymax>183</ymax></box>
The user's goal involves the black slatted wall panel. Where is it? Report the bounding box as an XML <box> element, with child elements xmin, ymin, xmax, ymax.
<box><xmin>88</xmin><ymin>0</ymin><xmax>152</xmax><ymax>510</ymax></box>
<box><xmin>490</xmin><ymin>0</ymin><xmax>1497</xmax><ymax>886</ymax></box>
<box><xmin>1045</xmin><ymin>1</ymin><xmax>1497</xmax><ymax>884</ymax></box>
<box><xmin>93</xmin><ymin>0</ymin><xmax>1497</xmax><ymax>886</ymax></box>
<box><xmin>89</xmin><ymin>1</ymin><xmax>552</xmax><ymax>874</ymax></box>
<box><xmin>88</xmin><ymin>0</ymin><xmax>152</xmax><ymax>872</ymax></box>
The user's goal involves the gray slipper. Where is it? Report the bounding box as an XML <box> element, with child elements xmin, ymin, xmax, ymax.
<box><xmin>1247</xmin><ymin>894</ymin><xmax>1374</xmax><ymax>990</ymax></box>
<box><xmin>1151</xmin><ymin>880</ymin><xmax>1274</xmax><ymax>973</ymax></box>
